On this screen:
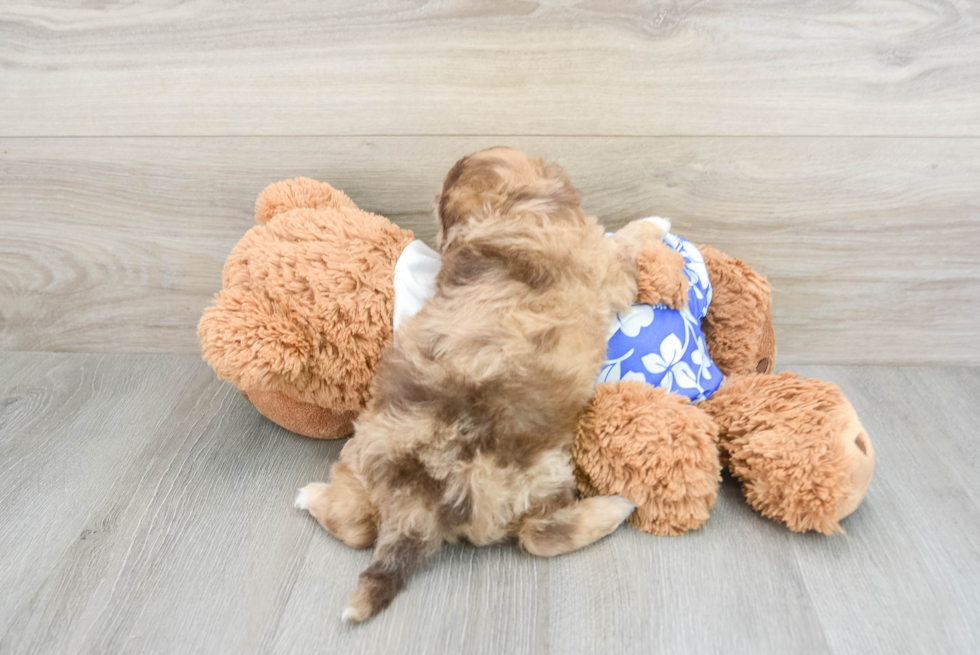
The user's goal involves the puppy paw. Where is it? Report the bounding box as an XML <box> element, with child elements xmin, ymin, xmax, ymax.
<box><xmin>617</xmin><ymin>217</ymin><xmax>670</xmax><ymax>249</ymax></box>
<box><xmin>640</xmin><ymin>216</ymin><xmax>671</xmax><ymax>237</ymax></box>
<box><xmin>294</xmin><ymin>483</ymin><xmax>327</xmax><ymax>511</ymax></box>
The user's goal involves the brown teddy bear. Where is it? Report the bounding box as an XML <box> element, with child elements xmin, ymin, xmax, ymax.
<box><xmin>198</xmin><ymin>177</ymin><xmax>874</xmax><ymax>537</ymax></box>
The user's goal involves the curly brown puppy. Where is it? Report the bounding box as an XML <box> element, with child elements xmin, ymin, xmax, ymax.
<box><xmin>295</xmin><ymin>147</ymin><xmax>667</xmax><ymax>623</ymax></box>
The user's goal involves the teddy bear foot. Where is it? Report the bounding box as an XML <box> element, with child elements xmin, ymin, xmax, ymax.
<box><xmin>242</xmin><ymin>389</ymin><xmax>357</xmax><ymax>440</ymax></box>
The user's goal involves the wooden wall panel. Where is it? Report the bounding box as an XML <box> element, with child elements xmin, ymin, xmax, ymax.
<box><xmin>2</xmin><ymin>136</ymin><xmax>977</xmax><ymax>363</ymax></box>
<box><xmin>1</xmin><ymin>1</ymin><xmax>979</xmax><ymax>137</ymax></box>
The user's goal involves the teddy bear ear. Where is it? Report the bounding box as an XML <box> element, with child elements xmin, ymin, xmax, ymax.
<box><xmin>697</xmin><ymin>244</ymin><xmax>776</xmax><ymax>377</ymax></box>
<box><xmin>254</xmin><ymin>177</ymin><xmax>356</xmax><ymax>224</ymax></box>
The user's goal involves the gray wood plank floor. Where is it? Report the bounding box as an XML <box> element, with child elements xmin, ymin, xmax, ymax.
<box><xmin>0</xmin><ymin>353</ymin><xmax>977</xmax><ymax>654</ymax></box>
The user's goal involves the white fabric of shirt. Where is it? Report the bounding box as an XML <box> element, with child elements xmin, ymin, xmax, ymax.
<box><xmin>392</xmin><ymin>239</ymin><xmax>442</xmax><ymax>332</ymax></box>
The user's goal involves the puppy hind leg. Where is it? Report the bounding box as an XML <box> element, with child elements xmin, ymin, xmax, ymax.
<box><xmin>518</xmin><ymin>495</ymin><xmax>636</xmax><ymax>557</ymax></box>
<box><xmin>295</xmin><ymin>461</ymin><xmax>377</xmax><ymax>549</ymax></box>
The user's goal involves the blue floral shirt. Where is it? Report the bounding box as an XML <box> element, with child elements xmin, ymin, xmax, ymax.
<box><xmin>599</xmin><ymin>233</ymin><xmax>721</xmax><ymax>402</ymax></box>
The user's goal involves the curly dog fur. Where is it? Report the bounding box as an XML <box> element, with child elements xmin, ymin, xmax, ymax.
<box><xmin>297</xmin><ymin>148</ymin><xmax>668</xmax><ymax>623</ymax></box>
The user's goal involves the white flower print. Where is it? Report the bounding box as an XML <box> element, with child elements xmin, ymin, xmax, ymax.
<box><xmin>670</xmin><ymin>362</ymin><xmax>698</xmax><ymax>389</ymax></box>
<box><xmin>678</xmin><ymin>239</ymin><xmax>708</xmax><ymax>282</ymax></box>
<box><xmin>641</xmin><ymin>333</ymin><xmax>699</xmax><ymax>390</ymax></box>
<box><xmin>690</xmin><ymin>335</ymin><xmax>713</xmax><ymax>381</ymax></box>
<box><xmin>622</xmin><ymin>371</ymin><xmax>646</xmax><ymax>383</ymax></box>
<box><xmin>608</xmin><ymin>304</ymin><xmax>654</xmax><ymax>339</ymax></box>
<box><xmin>599</xmin><ymin>348</ymin><xmax>635</xmax><ymax>384</ymax></box>
<box><xmin>662</xmin><ymin>233</ymin><xmax>711</xmax><ymax>311</ymax></box>
<box><xmin>679</xmin><ymin>305</ymin><xmax>700</xmax><ymax>331</ymax></box>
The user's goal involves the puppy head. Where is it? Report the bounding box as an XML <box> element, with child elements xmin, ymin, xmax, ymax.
<box><xmin>435</xmin><ymin>147</ymin><xmax>583</xmax><ymax>250</ymax></box>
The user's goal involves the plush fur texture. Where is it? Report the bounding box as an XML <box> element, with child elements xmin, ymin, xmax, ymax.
<box><xmin>701</xmin><ymin>371</ymin><xmax>875</xmax><ymax>534</ymax></box>
<box><xmin>254</xmin><ymin>176</ymin><xmax>356</xmax><ymax>224</ymax></box>
<box><xmin>198</xmin><ymin>178</ymin><xmax>414</xmax><ymax>432</ymax></box>
<box><xmin>200</xmin><ymin>164</ymin><xmax>873</xmax><ymax>557</ymax></box>
<box><xmin>300</xmin><ymin>148</ymin><xmax>662</xmax><ymax>623</ymax></box>
<box><xmin>697</xmin><ymin>244</ymin><xmax>776</xmax><ymax>377</ymax></box>
<box><xmin>574</xmin><ymin>381</ymin><xmax>721</xmax><ymax>536</ymax></box>
<box><xmin>575</xmin><ymin>243</ymin><xmax>873</xmax><ymax>537</ymax></box>
<box><xmin>242</xmin><ymin>388</ymin><xmax>358</xmax><ymax>440</ymax></box>
<box><xmin>635</xmin><ymin>242</ymin><xmax>690</xmax><ymax>309</ymax></box>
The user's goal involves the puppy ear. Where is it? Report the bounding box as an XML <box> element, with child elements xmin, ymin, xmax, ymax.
<box><xmin>535</xmin><ymin>160</ymin><xmax>583</xmax><ymax>213</ymax></box>
<box><xmin>437</xmin><ymin>155</ymin><xmax>471</xmax><ymax>239</ymax></box>
<box><xmin>436</xmin><ymin>155</ymin><xmax>499</xmax><ymax>249</ymax></box>
<box><xmin>435</xmin><ymin>149</ymin><xmax>584</xmax><ymax>250</ymax></box>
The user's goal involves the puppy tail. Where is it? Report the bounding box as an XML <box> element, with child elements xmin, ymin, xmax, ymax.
<box><xmin>342</xmin><ymin>532</ymin><xmax>438</xmax><ymax>624</ymax></box>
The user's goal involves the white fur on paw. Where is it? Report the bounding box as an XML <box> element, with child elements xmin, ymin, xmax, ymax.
<box><xmin>608</xmin><ymin>495</ymin><xmax>637</xmax><ymax>522</ymax></box>
<box><xmin>341</xmin><ymin>607</ymin><xmax>361</xmax><ymax>624</ymax></box>
<box><xmin>640</xmin><ymin>216</ymin><xmax>671</xmax><ymax>237</ymax></box>
<box><xmin>294</xmin><ymin>486</ymin><xmax>311</xmax><ymax>510</ymax></box>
